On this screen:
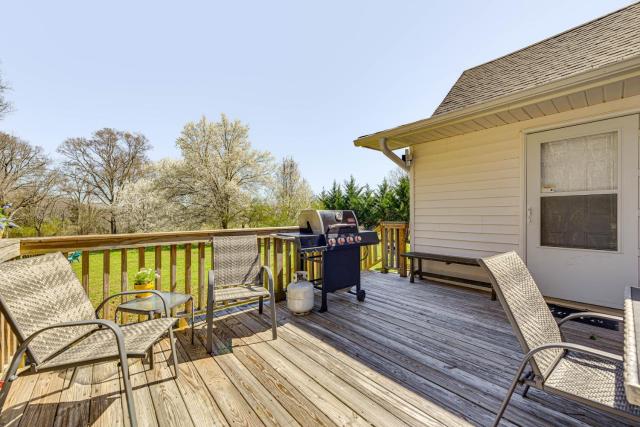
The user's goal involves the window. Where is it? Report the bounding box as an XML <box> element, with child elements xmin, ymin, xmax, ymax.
<box><xmin>540</xmin><ymin>132</ymin><xmax>618</xmax><ymax>251</ymax></box>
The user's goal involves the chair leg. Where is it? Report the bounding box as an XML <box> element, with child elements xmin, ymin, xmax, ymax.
<box><xmin>492</xmin><ymin>361</ymin><xmax>529</xmax><ymax>427</ymax></box>
<box><xmin>0</xmin><ymin>345</ymin><xmax>28</xmax><ymax>410</ymax></box>
<box><xmin>191</xmin><ymin>297</ymin><xmax>195</xmax><ymax>345</ymax></box>
<box><xmin>259</xmin><ymin>296</ymin><xmax>264</xmax><ymax>314</ymax></box>
<box><xmin>67</xmin><ymin>367</ymin><xmax>79</xmax><ymax>388</ymax></box>
<box><xmin>521</xmin><ymin>385</ymin><xmax>530</xmax><ymax>398</ymax></box>
<box><xmin>118</xmin><ymin>351</ymin><xmax>137</xmax><ymax>427</ymax></box>
<box><xmin>206</xmin><ymin>275</ymin><xmax>215</xmax><ymax>354</ymax></box>
<box><xmin>148</xmin><ymin>346</ymin><xmax>155</xmax><ymax>370</ymax></box>
<box><xmin>168</xmin><ymin>328</ymin><xmax>179</xmax><ymax>378</ymax></box>
<box><xmin>270</xmin><ymin>292</ymin><xmax>277</xmax><ymax>340</ymax></box>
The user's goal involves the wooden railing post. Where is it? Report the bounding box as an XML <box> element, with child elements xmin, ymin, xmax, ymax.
<box><xmin>138</xmin><ymin>247</ymin><xmax>145</xmax><ymax>269</ymax></box>
<box><xmin>198</xmin><ymin>242</ymin><xmax>205</xmax><ymax>310</ymax></box>
<box><xmin>102</xmin><ymin>250</ymin><xmax>111</xmax><ymax>319</ymax></box>
<box><xmin>120</xmin><ymin>249</ymin><xmax>128</xmax><ymax>323</ymax></box>
<box><xmin>284</xmin><ymin>241</ymin><xmax>292</xmax><ymax>287</ymax></box>
<box><xmin>185</xmin><ymin>243</ymin><xmax>192</xmax><ymax>315</ymax></box>
<box><xmin>263</xmin><ymin>237</ymin><xmax>271</xmax><ymax>286</ymax></box>
<box><xmin>381</xmin><ymin>224</ymin><xmax>388</xmax><ymax>273</ymax></box>
<box><xmin>272</xmin><ymin>238</ymin><xmax>284</xmax><ymax>301</ymax></box>
<box><xmin>170</xmin><ymin>245</ymin><xmax>177</xmax><ymax>316</ymax></box>
<box><xmin>155</xmin><ymin>246</ymin><xmax>162</xmax><ymax>291</ymax></box>
<box><xmin>81</xmin><ymin>250</ymin><xmax>90</xmax><ymax>294</ymax></box>
<box><xmin>398</xmin><ymin>224</ymin><xmax>407</xmax><ymax>277</ymax></box>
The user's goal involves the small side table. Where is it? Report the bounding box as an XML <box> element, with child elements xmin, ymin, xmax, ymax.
<box><xmin>115</xmin><ymin>292</ymin><xmax>195</xmax><ymax>344</ymax></box>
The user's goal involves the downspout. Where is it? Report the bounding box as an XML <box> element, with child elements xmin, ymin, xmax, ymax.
<box><xmin>379</xmin><ymin>138</ymin><xmax>410</xmax><ymax>172</ymax></box>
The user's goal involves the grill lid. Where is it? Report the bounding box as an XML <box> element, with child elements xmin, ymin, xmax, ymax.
<box><xmin>298</xmin><ymin>209</ymin><xmax>359</xmax><ymax>235</ymax></box>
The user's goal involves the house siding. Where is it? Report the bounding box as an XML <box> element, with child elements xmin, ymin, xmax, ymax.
<box><xmin>410</xmin><ymin>95</ymin><xmax>640</xmax><ymax>287</ymax></box>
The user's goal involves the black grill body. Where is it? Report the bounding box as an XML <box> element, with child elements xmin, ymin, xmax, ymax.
<box><xmin>276</xmin><ymin>209</ymin><xmax>380</xmax><ymax>312</ymax></box>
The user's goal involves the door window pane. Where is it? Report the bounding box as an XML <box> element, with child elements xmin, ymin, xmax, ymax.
<box><xmin>541</xmin><ymin>194</ymin><xmax>617</xmax><ymax>251</ymax></box>
<box><xmin>541</xmin><ymin>132</ymin><xmax>617</xmax><ymax>193</ymax></box>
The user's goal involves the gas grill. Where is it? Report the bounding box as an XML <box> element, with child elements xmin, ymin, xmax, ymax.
<box><xmin>276</xmin><ymin>209</ymin><xmax>379</xmax><ymax>312</ymax></box>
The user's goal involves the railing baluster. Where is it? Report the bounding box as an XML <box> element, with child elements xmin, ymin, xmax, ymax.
<box><xmin>198</xmin><ymin>242</ymin><xmax>205</xmax><ymax>310</ymax></box>
<box><xmin>82</xmin><ymin>250</ymin><xmax>90</xmax><ymax>294</ymax></box>
<box><xmin>381</xmin><ymin>226</ymin><xmax>388</xmax><ymax>273</ymax></box>
<box><xmin>155</xmin><ymin>246</ymin><xmax>162</xmax><ymax>291</ymax></box>
<box><xmin>185</xmin><ymin>243</ymin><xmax>192</xmax><ymax>316</ymax></box>
<box><xmin>284</xmin><ymin>241</ymin><xmax>292</xmax><ymax>288</ymax></box>
<box><xmin>121</xmin><ymin>249</ymin><xmax>128</xmax><ymax>323</ymax></box>
<box><xmin>170</xmin><ymin>245</ymin><xmax>177</xmax><ymax>316</ymax></box>
<box><xmin>391</xmin><ymin>228</ymin><xmax>397</xmax><ymax>269</ymax></box>
<box><xmin>138</xmin><ymin>247</ymin><xmax>145</xmax><ymax>269</ymax></box>
<box><xmin>1</xmin><ymin>313</ymin><xmax>5</xmax><ymax>370</ymax></box>
<box><xmin>398</xmin><ymin>225</ymin><xmax>407</xmax><ymax>277</ymax></box>
<box><xmin>103</xmin><ymin>250</ymin><xmax>111</xmax><ymax>319</ymax></box>
<box><xmin>263</xmin><ymin>237</ymin><xmax>271</xmax><ymax>285</ymax></box>
<box><xmin>273</xmin><ymin>238</ymin><xmax>283</xmax><ymax>301</ymax></box>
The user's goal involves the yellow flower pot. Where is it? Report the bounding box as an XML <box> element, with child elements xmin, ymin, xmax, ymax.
<box><xmin>134</xmin><ymin>281</ymin><xmax>154</xmax><ymax>298</ymax></box>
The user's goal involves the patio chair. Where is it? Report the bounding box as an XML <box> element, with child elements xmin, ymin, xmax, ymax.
<box><xmin>479</xmin><ymin>251</ymin><xmax>640</xmax><ymax>426</ymax></box>
<box><xmin>206</xmin><ymin>235</ymin><xmax>277</xmax><ymax>354</ymax></box>
<box><xmin>0</xmin><ymin>252</ymin><xmax>179</xmax><ymax>427</ymax></box>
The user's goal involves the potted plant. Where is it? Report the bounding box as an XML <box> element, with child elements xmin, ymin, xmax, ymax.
<box><xmin>133</xmin><ymin>267</ymin><xmax>157</xmax><ymax>298</ymax></box>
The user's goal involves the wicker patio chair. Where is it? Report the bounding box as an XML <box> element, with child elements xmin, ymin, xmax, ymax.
<box><xmin>0</xmin><ymin>252</ymin><xmax>179</xmax><ymax>427</ymax></box>
<box><xmin>479</xmin><ymin>251</ymin><xmax>640</xmax><ymax>426</ymax></box>
<box><xmin>205</xmin><ymin>235</ymin><xmax>277</xmax><ymax>353</ymax></box>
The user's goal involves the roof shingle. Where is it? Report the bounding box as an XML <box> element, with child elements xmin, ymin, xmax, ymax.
<box><xmin>433</xmin><ymin>2</ymin><xmax>640</xmax><ymax>116</ymax></box>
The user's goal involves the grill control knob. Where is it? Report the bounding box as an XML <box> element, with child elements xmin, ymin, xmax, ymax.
<box><xmin>337</xmin><ymin>237</ymin><xmax>346</xmax><ymax>245</ymax></box>
<box><xmin>328</xmin><ymin>238</ymin><xmax>336</xmax><ymax>246</ymax></box>
<box><xmin>355</xmin><ymin>235</ymin><xmax>362</xmax><ymax>243</ymax></box>
<box><xmin>346</xmin><ymin>236</ymin><xmax>354</xmax><ymax>243</ymax></box>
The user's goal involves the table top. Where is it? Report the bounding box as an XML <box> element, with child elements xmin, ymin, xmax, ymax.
<box><xmin>624</xmin><ymin>286</ymin><xmax>640</xmax><ymax>405</ymax></box>
<box><xmin>117</xmin><ymin>291</ymin><xmax>192</xmax><ymax>314</ymax></box>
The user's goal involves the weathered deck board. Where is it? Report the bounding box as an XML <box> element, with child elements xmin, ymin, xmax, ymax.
<box><xmin>1</xmin><ymin>272</ymin><xmax>634</xmax><ymax>426</ymax></box>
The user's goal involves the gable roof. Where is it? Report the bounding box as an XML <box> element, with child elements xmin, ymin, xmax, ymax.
<box><xmin>433</xmin><ymin>2</ymin><xmax>640</xmax><ymax>116</ymax></box>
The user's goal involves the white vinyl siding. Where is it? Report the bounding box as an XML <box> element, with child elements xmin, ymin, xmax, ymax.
<box><xmin>412</xmin><ymin>130</ymin><xmax>521</xmax><ymax>259</ymax></box>
<box><xmin>408</xmin><ymin>96</ymin><xmax>640</xmax><ymax>289</ymax></box>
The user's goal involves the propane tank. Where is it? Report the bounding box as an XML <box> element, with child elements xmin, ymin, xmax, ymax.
<box><xmin>286</xmin><ymin>271</ymin><xmax>314</xmax><ymax>315</ymax></box>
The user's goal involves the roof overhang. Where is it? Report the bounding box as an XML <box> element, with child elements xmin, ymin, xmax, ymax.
<box><xmin>354</xmin><ymin>56</ymin><xmax>640</xmax><ymax>151</ymax></box>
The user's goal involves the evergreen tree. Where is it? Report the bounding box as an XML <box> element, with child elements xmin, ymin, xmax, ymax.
<box><xmin>318</xmin><ymin>171</ymin><xmax>409</xmax><ymax>227</ymax></box>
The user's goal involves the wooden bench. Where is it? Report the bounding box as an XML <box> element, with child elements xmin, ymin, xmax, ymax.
<box><xmin>401</xmin><ymin>251</ymin><xmax>496</xmax><ymax>300</ymax></box>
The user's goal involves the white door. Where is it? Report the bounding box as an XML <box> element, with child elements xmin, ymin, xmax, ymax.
<box><xmin>526</xmin><ymin>115</ymin><xmax>638</xmax><ymax>308</ymax></box>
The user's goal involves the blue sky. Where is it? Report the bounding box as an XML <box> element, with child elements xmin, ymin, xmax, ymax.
<box><xmin>0</xmin><ymin>0</ymin><xmax>633</xmax><ymax>192</ymax></box>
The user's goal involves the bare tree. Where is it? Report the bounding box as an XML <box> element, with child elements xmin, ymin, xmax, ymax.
<box><xmin>0</xmin><ymin>132</ymin><xmax>56</xmax><ymax>213</ymax></box>
<box><xmin>60</xmin><ymin>172</ymin><xmax>104</xmax><ymax>235</ymax></box>
<box><xmin>0</xmin><ymin>69</ymin><xmax>12</xmax><ymax>120</ymax></box>
<box><xmin>22</xmin><ymin>192</ymin><xmax>62</xmax><ymax>236</ymax></box>
<box><xmin>160</xmin><ymin>115</ymin><xmax>273</xmax><ymax>229</ymax></box>
<box><xmin>271</xmin><ymin>157</ymin><xmax>313</xmax><ymax>225</ymax></box>
<box><xmin>58</xmin><ymin>128</ymin><xmax>150</xmax><ymax>233</ymax></box>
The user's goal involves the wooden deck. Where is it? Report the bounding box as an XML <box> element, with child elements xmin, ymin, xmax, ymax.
<box><xmin>0</xmin><ymin>272</ymin><xmax>632</xmax><ymax>427</ymax></box>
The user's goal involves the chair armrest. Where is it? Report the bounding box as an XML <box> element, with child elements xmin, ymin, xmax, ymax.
<box><xmin>10</xmin><ymin>319</ymin><xmax>126</xmax><ymax>373</ymax></box>
<box><xmin>96</xmin><ymin>290</ymin><xmax>170</xmax><ymax>318</ymax></box>
<box><xmin>261</xmin><ymin>266</ymin><xmax>275</xmax><ymax>294</ymax></box>
<box><xmin>525</xmin><ymin>342</ymin><xmax>622</xmax><ymax>364</ymax></box>
<box><xmin>557</xmin><ymin>311</ymin><xmax>623</xmax><ymax>327</ymax></box>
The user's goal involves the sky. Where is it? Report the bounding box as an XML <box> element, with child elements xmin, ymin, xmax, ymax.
<box><xmin>0</xmin><ymin>0</ymin><xmax>634</xmax><ymax>192</ymax></box>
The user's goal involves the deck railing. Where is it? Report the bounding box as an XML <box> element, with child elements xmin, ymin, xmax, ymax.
<box><xmin>0</xmin><ymin>224</ymin><xmax>388</xmax><ymax>372</ymax></box>
<box><xmin>378</xmin><ymin>221</ymin><xmax>409</xmax><ymax>277</ymax></box>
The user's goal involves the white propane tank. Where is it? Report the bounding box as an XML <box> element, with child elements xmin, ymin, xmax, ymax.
<box><xmin>286</xmin><ymin>271</ymin><xmax>314</xmax><ymax>315</ymax></box>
